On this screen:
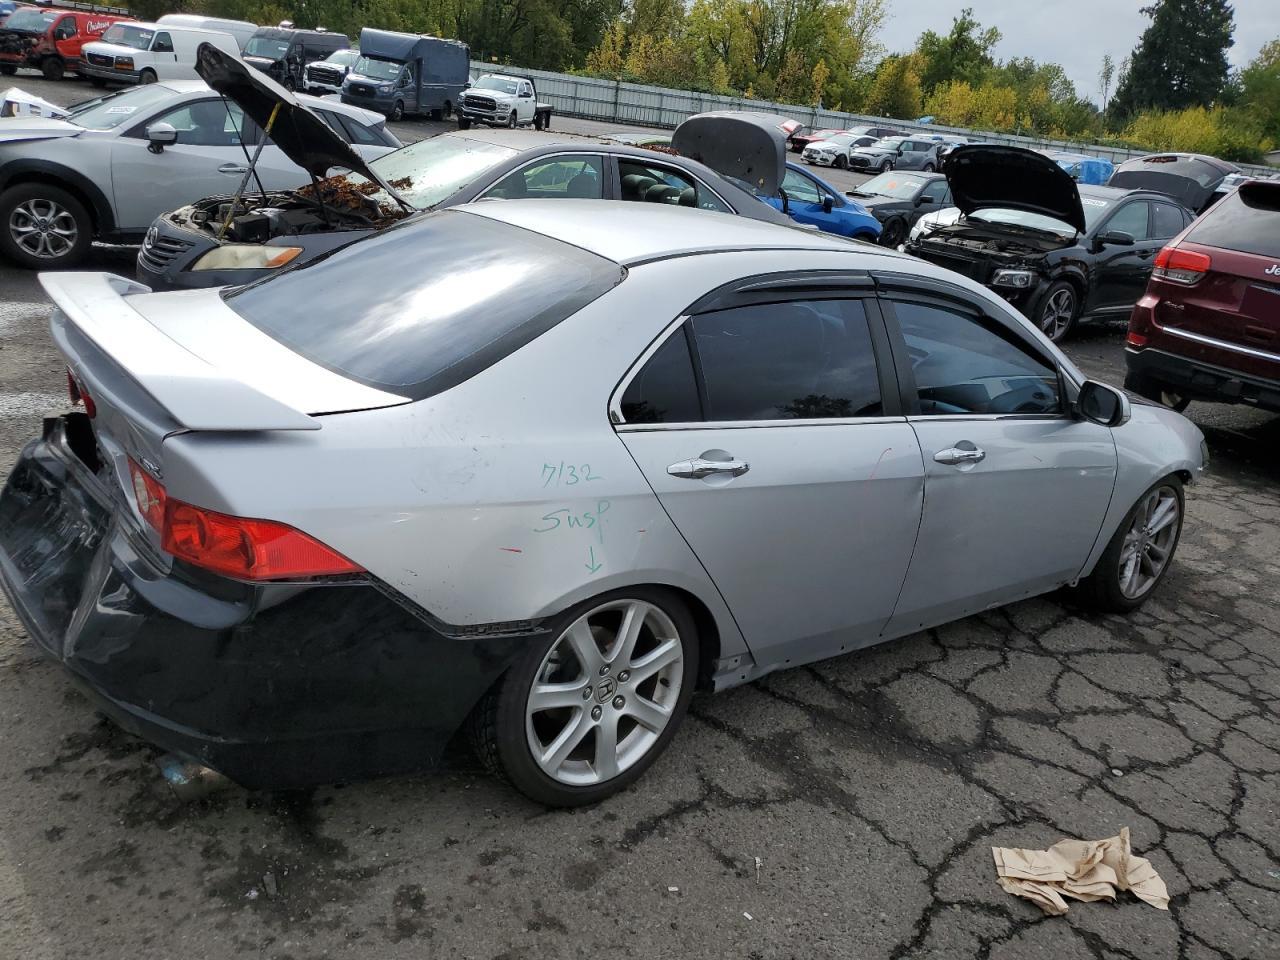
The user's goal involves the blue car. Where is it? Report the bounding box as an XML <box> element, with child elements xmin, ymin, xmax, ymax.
<box><xmin>1048</xmin><ymin>152</ymin><xmax>1115</xmax><ymax>186</ymax></box>
<box><xmin>760</xmin><ymin>163</ymin><xmax>882</xmax><ymax>242</ymax></box>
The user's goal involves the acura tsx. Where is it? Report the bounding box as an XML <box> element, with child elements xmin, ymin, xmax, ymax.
<box><xmin>0</xmin><ymin>201</ymin><xmax>1205</xmax><ymax>806</ymax></box>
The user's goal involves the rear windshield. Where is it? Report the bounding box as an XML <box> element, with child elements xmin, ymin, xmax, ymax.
<box><xmin>1186</xmin><ymin>183</ymin><xmax>1280</xmax><ymax>259</ymax></box>
<box><xmin>222</xmin><ymin>210</ymin><xmax>625</xmax><ymax>399</ymax></box>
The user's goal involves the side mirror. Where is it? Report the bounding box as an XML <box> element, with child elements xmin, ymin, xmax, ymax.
<box><xmin>145</xmin><ymin>122</ymin><xmax>177</xmax><ymax>154</ymax></box>
<box><xmin>916</xmin><ymin>195</ymin><xmax>934</xmax><ymax>206</ymax></box>
<box><xmin>822</xmin><ymin>195</ymin><xmax>833</xmax><ymax>214</ymax></box>
<box><xmin>1076</xmin><ymin>380</ymin><xmax>1131</xmax><ymax>427</ymax></box>
<box><xmin>1098</xmin><ymin>230</ymin><xmax>1135</xmax><ymax>248</ymax></box>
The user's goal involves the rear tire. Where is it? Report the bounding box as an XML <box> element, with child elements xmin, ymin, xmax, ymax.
<box><xmin>139</xmin><ymin>69</ymin><xmax>157</xmax><ymax>85</ymax></box>
<box><xmin>442</xmin><ymin>100</ymin><xmax>452</xmax><ymax>119</ymax></box>
<box><xmin>0</xmin><ymin>65</ymin><xmax>15</xmax><ymax>77</ymax></box>
<box><xmin>533</xmin><ymin>112</ymin><xmax>544</xmax><ymax>131</ymax></box>
<box><xmin>0</xmin><ymin>182</ymin><xmax>92</xmax><ymax>270</ymax></box>
<box><xmin>1076</xmin><ymin>476</ymin><xmax>1184</xmax><ymax>613</ymax></box>
<box><xmin>1124</xmin><ymin>371</ymin><xmax>1191</xmax><ymax>412</ymax></box>
<box><xmin>41</xmin><ymin>58</ymin><xmax>64</xmax><ymax>82</ymax></box>
<box><xmin>457</xmin><ymin>116</ymin><xmax>471</xmax><ymax>130</ymax></box>
<box><xmin>470</xmin><ymin>586</ymin><xmax>698</xmax><ymax>807</ymax></box>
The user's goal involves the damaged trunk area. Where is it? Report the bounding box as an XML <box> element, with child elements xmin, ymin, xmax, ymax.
<box><xmin>172</xmin><ymin>174</ymin><xmax>413</xmax><ymax>244</ymax></box>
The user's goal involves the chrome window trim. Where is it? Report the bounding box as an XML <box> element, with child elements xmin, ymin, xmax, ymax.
<box><xmin>618</xmin><ymin>415</ymin><xmax>908</xmax><ymax>434</ymax></box>
<box><xmin>1161</xmin><ymin>325</ymin><xmax>1280</xmax><ymax>364</ymax></box>
<box><xmin>905</xmin><ymin>412</ymin><xmax>1072</xmax><ymax>423</ymax></box>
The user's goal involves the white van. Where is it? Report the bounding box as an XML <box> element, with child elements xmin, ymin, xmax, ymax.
<box><xmin>156</xmin><ymin>13</ymin><xmax>258</xmax><ymax>51</ymax></box>
<box><xmin>81</xmin><ymin>23</ymin><xmax>240</xmax><ymax>86</ymax></box>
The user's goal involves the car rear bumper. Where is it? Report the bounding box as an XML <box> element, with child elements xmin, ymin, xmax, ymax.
<box><xmin>1125</xmin><ymin>346</ymin><xmax>1280</xmax><ymax>412</ymax></box>
<box><xmin>0</xmin><ymin>418</ymin><xmax>539</xmax><ymax>789</ymax></box>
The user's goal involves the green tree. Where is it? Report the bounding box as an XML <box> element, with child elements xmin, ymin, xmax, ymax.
<box><xmin>915</xmin><ymin>6</ymin><xmax>1001</xmax><ymax>93</ymax></box>
<box><xmin>865</xmin><ymin>54</ymin><xmax>922</xmax><ymax>118</ymax></box>
<box><xmin>1110</xmin><ymin>0</ymin><xmax>1235</xmax><ymax>119</ymax></box>
<box><xmin>1239</xmin><ymin>38</ymin><xmax>1280</xmax><ymax>140</ymax></box>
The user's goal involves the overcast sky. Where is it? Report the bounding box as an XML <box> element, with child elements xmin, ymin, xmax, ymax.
<box><xmin>878</xmin><ymin>1</ymin><xmax>1279</xmax><ymax>104</ymax></box>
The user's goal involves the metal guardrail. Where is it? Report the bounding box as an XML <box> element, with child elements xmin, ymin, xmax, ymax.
<box><xmin>469</xmin><ymin>60</ymin><xmax>1278</xmax><ymax>178</ymax></box>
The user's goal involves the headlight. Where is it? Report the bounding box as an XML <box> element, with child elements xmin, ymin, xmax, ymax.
<box><xmin>115</xmin><ymin>57</ymin><xmax>133</xmax><ymax>70</ymax></box>
<box><xmin>378</xmin><ymin>83</ymin><xmax>393</xmax><ymax>92</ymax></box>
<box><xmin>991</xmin><ymin>269</ymin><xmax>1037</xmax><ymax>289</ymax></box>
<box><xmin>191</xmin><ymin>246</ymin><xmax>303</xmax><ymax>271</ymax></box>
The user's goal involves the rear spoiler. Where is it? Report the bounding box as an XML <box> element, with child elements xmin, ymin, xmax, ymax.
<box><xmin>39</xmin><ymin>272</ymin><xmax>320</xmax><ymax>432</ymax></box>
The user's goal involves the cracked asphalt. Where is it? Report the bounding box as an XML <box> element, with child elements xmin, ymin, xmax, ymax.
<box><xmin>1</xmin><ymin>73</ymin><xmax>1278</xmax><ymax>960</ymax></box>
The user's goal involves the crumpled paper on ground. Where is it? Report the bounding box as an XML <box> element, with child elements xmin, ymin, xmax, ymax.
<box><xmin>992</xmin><ymin>827</ymin><xmax>1169</xmax><ymax>916</ymax></box>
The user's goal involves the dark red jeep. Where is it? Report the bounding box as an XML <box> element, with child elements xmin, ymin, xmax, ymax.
<box><xmin>1125</xmin><ymin>179</ymin><xmax>1280</xmax><ymax>414</ymax></box>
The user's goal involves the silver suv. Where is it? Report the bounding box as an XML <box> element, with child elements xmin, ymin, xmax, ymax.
<box><xmin>0</xmin><ymin>79</ymin><xmax>398</xmax><ymax>268</ymax></box>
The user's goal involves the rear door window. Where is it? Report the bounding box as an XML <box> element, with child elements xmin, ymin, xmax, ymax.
<box><xmin>222</xmin><ymin>210</ymin><xmax>624</xmax><ymax>400</ymax></box>
<box><xmin>692</xmin><ymin>300</ymin><xmax>882</xmax><ymax>421</ymax></box>
<box><xmin>1150</xmin><ymin>201</ymin><xmax>1186</xmax><ymax>239</ymax></box>
<box><xmin>617</xmin><ymin>159</ymin><xmax>732</xmax><ymax>212</ymax></box>
<box><xmin>1186</xmin><ymin>185</ymin><xmax>1280</xmax><ymax>258</ymax></box>
<box><xmin>620</xmin><ymin>331</ymin><xmax>701</xmax><ymax>424</ymax></box>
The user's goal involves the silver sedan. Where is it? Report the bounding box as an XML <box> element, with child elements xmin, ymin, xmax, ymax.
<box><xmin>0</xmin><ymin>201</ymin><xmax>1204</xmax><ymax>807</ymax></box>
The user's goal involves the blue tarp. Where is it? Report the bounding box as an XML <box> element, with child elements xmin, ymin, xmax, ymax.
<box><xmin>1050</xmin><ymin>153</ymin><xmax>1115</xmax><ymax>186</ymax></box>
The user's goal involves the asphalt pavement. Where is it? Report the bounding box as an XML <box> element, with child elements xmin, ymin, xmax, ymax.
<box><xmin>0</xmin><ymin>71</ymin><xmax>1277</xmax><ymax>960</ymax></box>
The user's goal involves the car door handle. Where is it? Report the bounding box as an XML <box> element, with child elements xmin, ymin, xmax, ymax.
<box><xmin>218</xmin><ymin>163</ymin><xmax>248</xmax><ymax>175</ymax></box>
<box><xmin>667</xmin><ymin>457</ymin><xmax>750</xmax><ymax>480</ymax></box>
<box><xmin>934</xmin><ymin>444</ymin><xmax>986</xmax><ymax>466</ymax></box>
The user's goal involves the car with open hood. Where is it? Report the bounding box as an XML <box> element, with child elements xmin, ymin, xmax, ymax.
<box><xmin>1108</xmin><ymin>153</ymin><xmax>1238</xmax><ymax>215</ymax></box>
<box><xmin>0</xmin><ymin>66</ymin><xmax>398</xmax><ymax>269</ymax></box>
<box><xmin>0</xmin><ymin>200</ymin><xmax>1204</xmax><ymax>806</ymax></box>
<box><xmin>137</xmin><ymin>105</ymin><xmax>799</xmax><ymax>291</ymax></box>
<box><xmin>906</xmin><ymin>145</ymin><xmax>1195</xmax><ymax>342</ymax></box>
<box><xmin>845</xmin><ymin>169</ymin><xmax>952</xmax><ymax>248</ymax></box>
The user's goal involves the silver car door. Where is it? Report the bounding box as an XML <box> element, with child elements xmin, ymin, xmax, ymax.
<box><xmin>879</xmin><ymin>292</ymin><xmax>1117</xmax><ymax>638</ymax></box>
<box><xmin>613</xmin><ymin>285</ymin><xmax>925</xmax><ymax>670</ymax></box>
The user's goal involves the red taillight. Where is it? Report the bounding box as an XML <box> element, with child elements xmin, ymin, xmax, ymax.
<box><xmin>126</xmin><ymin>457</ymin><xmax>361</xmax><ymax>581</ymax></box>
<box><xmin>1153</xmin><ymin>246</ymin><xmax>1211</xmax><ymax>285</ymax></box>
<box><xmin>66</xmin><ymin>368</ymin><xmax>96</xmax><ymax>418</ymax></box>
<box><xmin>1126</xmin><ymin>330</ymin><xmax>1149</xmax><ymax>347</ymax></box>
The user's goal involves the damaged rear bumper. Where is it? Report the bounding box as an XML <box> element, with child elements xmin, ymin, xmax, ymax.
<box><xmin>0</xmin><ymin>420</ymin><xmax>540</xmax><ymax>789</ymax></box>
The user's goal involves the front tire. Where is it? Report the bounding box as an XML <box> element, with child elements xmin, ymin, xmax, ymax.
<box><xmin>389</xmin><ymin>100</ymin><xmax>404</xmax><ymax>122</ymax></box>
<box><xmin>0</xmin><ymin>182</ymin><xmax>91</xmax><ymax>269</ymax></box>
<box><xmin>835</xmin><ymin>154</ymin><xmax>848</xmax><ymax>170</ymax></box>
<box><xmin>922</xmin><ymin>162</ymin><xmax>935</xmax><ymax>172</ymax></box>
<box><xmin>41</xmin><ymin>58</ymin><xmax>64</xmax><ymax>81</ymax></box>
<box><xmin>471</xmin><ymin>587</ymin><xmax>698</xmax><ymax>807</ymax></box>
<box><xmin>880</xmin><ymin>217</ymin><xmax>907</xmax><ymax>248</ymax></box>
<box><xmin>507</xmin><ymin>110</ymin><xmax>517</xmax><ymax>129</ymax></box>
<box><xmin>1037</xmin><ymin>281</ymin><xmax>1079</xmax><ymax>342</ymax></box>
<box><xmin>879</xmin><ymin>158</ymin><xmax>894</xmax><ymax>172</ymax></box>
<box><xmin>1077</xmin><ymin>477</ymin><xmax>1184</xmax><ymax>613</ymax></box>
<box><xmin>139</xmin><ymin>68</ymin><xmax>157</xmax><ymax>85</ymax></box>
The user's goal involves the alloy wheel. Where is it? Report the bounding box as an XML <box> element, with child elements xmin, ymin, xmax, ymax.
<box><xmin>1040</xmin><ymin>288</ymin><xmax>1075</xmax><ymax>341</ymax></box>
<box><xmin>1118</xmin><ymin>486</ymin><xmax>1180</xmax><ymax>599</ymax></box>
<box><xmin>9</xmin><ymin>198</ymin><xmax>78</xmax><ymax>260</ymax></box>
<box><xmin>526</xmin><ymin>599</ymin><xmax>684</xmax><ymax>786</ymax></box>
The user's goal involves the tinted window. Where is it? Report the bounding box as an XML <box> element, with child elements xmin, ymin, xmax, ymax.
<box><xmin>692</xmin><ymin>300</ymin><xmax>882</xmax><ymax>421</ymax></box>
<box><xmin>151</xmin><ymin>31</ymin><xmax>173</xmax><ymax>53</ymax></box>
<box><xmin>1105</xmin><ymin>202</ymin><xmax>1150</xmax><ymax>241</ymax></box>
<box><xmin>621</xmin><ymin>331</ymin><xmax>701</xmax><ymax>424</ymax></box>
<box><xmin>223</xmin><ymin>210</ymin><xmax>624</xmax><ymax>400</ymax></box>
<box><xmin>1186</xmin><ymin>184</ymin><xmax>1280</xmax><ymax>258</ymax></box>
<box><xmin>894</xmin><ymin>301</ymin><xmax>1060</xmax><ymax>415</ymax></box>
<box><xmin>921</xmin><ymin>180</ymin><xmax>949</xmax><ymax>203</ymax></box>
<box><xmin>334</xmin><ymin>112</ymin><xmax>385</xmax><ymax>146</ymax></box>
<box><xmin>618</xmin><ymin>159</ymin><xmax>732</xmax><ymax>212</ymax></box>
<box><xmin>484</xmin><ymin>155</ymin><xmax>603</xmax><ymax>200</ymax></box>
<box><xmin>1151</xmin><ymin>202</ymin><xmax>1185</xmax><ymax>239</ymax></box>
<box><xmin>780</xmin><ymin>168</ymin><xmax>822</xmax><ymax>204</ymax></box>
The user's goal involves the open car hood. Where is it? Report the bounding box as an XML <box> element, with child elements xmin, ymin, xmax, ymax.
<box><xmin>672</xmin><ymin>111</ymin><xmax>787</xmax><ymax>197</ymax></box>
<box><xmin>943</xmin><ymin>144</ymin><xmax>1086</xmax><ymax>233</ymax></box>
<box><xmin>194</xmin><ymin>42</ymin><xmax>375</xmax><ymax>182</ymax></box>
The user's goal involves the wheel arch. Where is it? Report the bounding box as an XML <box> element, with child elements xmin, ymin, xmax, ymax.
<box><xmin>0</xmin><ymin>160</ymin><xmax>114</xmax><ymax>236</ymax></box>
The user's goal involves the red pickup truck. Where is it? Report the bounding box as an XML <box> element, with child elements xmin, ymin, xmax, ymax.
<box><xmin>0</xmin><ymin>4</ymin><xmax>130</xmax><ymax>80</ymax></box>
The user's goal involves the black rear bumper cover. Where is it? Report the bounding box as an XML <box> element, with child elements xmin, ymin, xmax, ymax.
<box><xmin>0</xmin><ymin>421</ymin><xmax>542</xmax><ymax>789</ymax></box>
<box><xmin>1125</xmin><ymin>346</ymin><xmax>1280</xmax><ymax>413</ymax></box>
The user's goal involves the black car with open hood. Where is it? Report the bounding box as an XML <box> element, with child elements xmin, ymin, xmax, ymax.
<box><xmin>906</xmin><ymin>145</ymin><xmax>1195</xmax><ymax>342</ymax></box>
<box><xmin>136</xmin><ymin>109</ymin><xmax>797</xmax><ymax>292</ymax></box>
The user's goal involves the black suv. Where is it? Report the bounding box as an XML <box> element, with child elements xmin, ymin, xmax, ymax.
<box><xmin>906</xmin><ymin>146</ymin><xmax>1194</xmax><ymax>342</ymax></box>
<box><xmin>241</xmin><ymin>26</ymin><xmax>349</xmax><ymax>91</ymax></box>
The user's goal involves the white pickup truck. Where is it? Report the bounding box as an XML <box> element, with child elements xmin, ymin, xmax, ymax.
<box><xmin>456</xmin><ymin>73</ymin><xmax>553</xmax><ymax>130</ymax></box>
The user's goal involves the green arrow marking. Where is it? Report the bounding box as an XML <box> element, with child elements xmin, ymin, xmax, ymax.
<box><xmin>585</xmin><ymin>546</ymin><xmax>603</xmax><ymax>574</ymax></box>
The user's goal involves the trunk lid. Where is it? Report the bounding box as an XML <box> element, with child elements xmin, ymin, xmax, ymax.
<box><xmin>671</xmin><ymin>111</ymin><xmax>787</xmax><ymax>197</ymax></box>
<box><xmin>942</xmin><ymin>144</ymin><xmax>1086</xmax><ymax>234</ymax></box>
